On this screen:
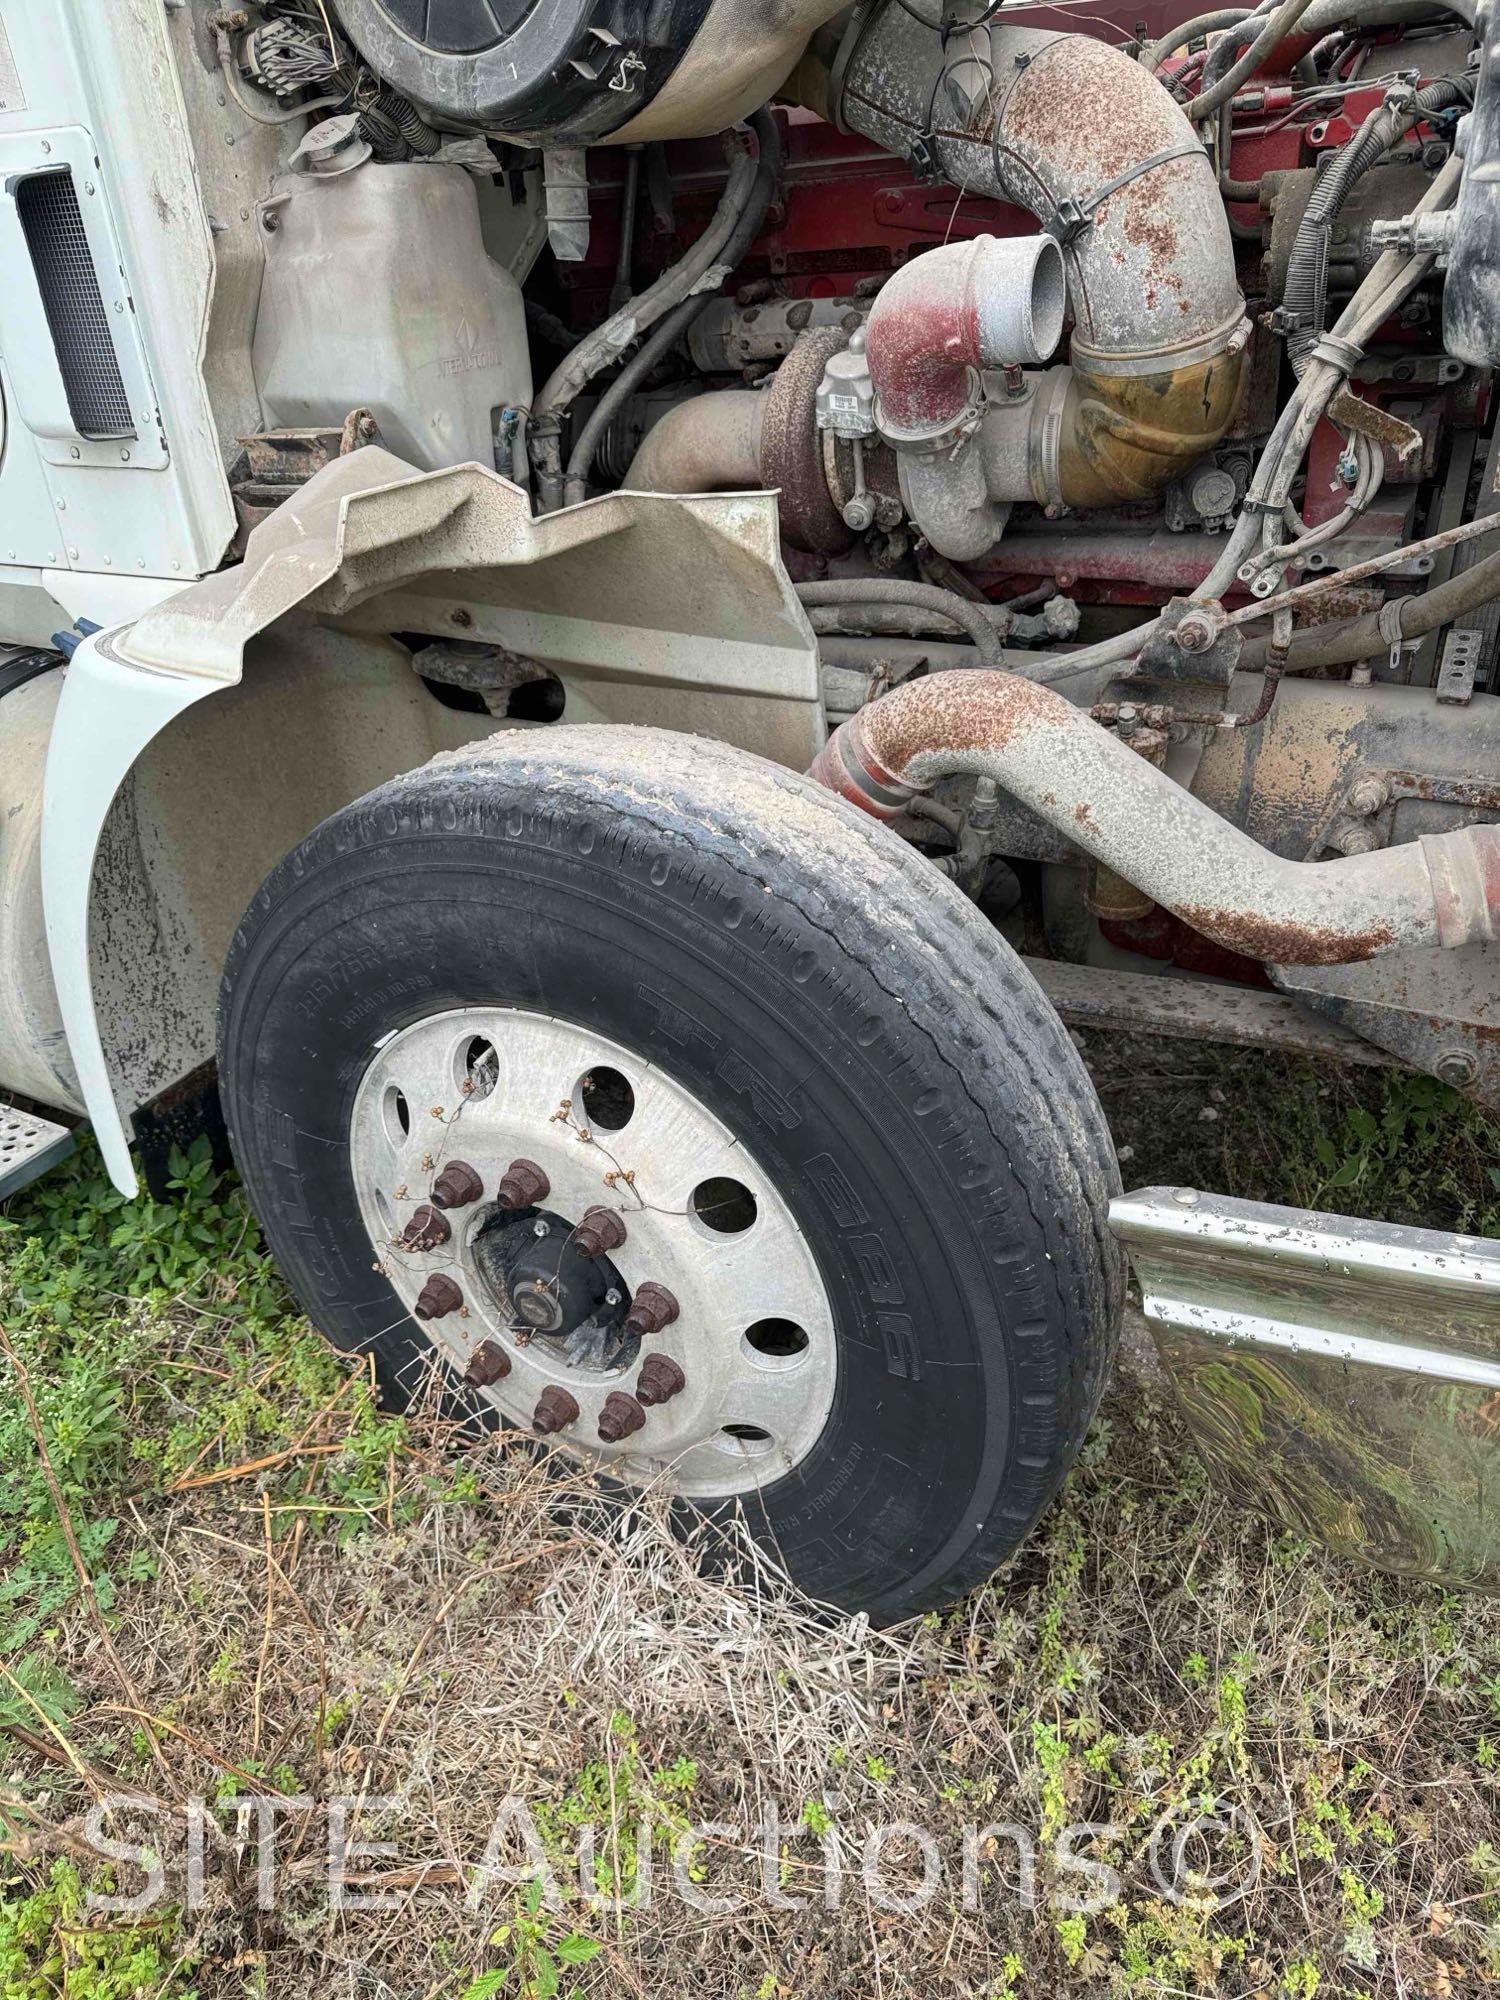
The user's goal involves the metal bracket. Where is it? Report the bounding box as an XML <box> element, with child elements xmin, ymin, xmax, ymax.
<box><xmin>1437</xmin><ymin>626</ymin><xmax>1483</xmax><ymax>705</ymax></box>
<box><xmin>1135</xmin><ymin>595</ymin><xmax>1243</xmax><ymax>687</ymax></box>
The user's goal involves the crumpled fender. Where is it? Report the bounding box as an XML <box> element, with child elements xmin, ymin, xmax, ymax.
<box><xmin>41</xmin><ymin>447</ymin><xmax>816</xmax><ymax>1194</ymax></box>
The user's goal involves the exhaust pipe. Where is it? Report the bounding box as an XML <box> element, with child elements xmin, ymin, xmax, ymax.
<box><xmin>808</xmin><ymin>672</ymin><xmax>1500</xmax><ymax>965</ymax></box>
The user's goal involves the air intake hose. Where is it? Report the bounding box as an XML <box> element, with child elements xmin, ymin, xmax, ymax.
<box><xmin>810</xmin><ymin>1</ymin><xmax>1249</xmax><ymax>508</ymax></box>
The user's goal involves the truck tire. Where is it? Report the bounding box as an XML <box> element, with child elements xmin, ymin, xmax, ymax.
<box><xmin>218</xmin><ymin>726</ymin><xmax>1122</xmax><ymax>1621</ymax></box>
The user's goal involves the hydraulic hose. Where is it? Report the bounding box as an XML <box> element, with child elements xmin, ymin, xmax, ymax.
<box><xmin>808</xmin><ymin>671</ymin><xmax>1500</xmax><ymax>963</ymax></box>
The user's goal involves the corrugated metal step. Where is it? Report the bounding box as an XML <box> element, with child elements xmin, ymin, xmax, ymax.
<box><xmin>0</xmin><ymin>1103</ymin><xmax>75</xmax><ymax>1200</ymax></box>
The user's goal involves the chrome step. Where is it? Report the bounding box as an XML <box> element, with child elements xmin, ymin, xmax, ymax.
<box><xmin>0</xmin><ymin>1103</ymin><xmax>75</xmax><ymax>1200</ymax></box>
<box><xmin>1110</xmin><ymin>1186</ymin><xmax>1500</xmax><ymax>1592</ymax></box>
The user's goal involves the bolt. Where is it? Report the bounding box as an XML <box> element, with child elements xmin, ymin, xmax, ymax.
<box><xmin>450</xmin><ymin>607</ymin><xmax>473</xmax><ymax>628</ymax></box>
<box><xmin>401</xmin><ymin>1204</ymin><xmax>451</xmax><ymax>1251</ymax></box>
<box><xmin>636</xmin><ymin>1353</ymin><xmax>686</xmax><ymax>1407</ymax></box>
<box><xmin>497</xmin><ymin>1158</ymin><xmax>550</xmax><ymax>1209</ymax></box>
<box><xmin>414</xmin><ymin>1273</ymin><xmax>464</xmax><ymax>1320</ymax></box>
<box><xmin>431</xmin><ymin>1159</ymin><xmax>484</xmax><ymax>1209</ymax></box>
<box><xmin>597</xmin><ymin>1391</ymin><xmax>647</xmax><ymax>1442</ymax></box>
<box><xmin>1435</xmin><ymin>1048</ymin><xmax>1479</xmax><ymax>1088</ymax></box>
<box><xmin>622</xmin><ymin>1281</ymin><xmax>680</xmax><ymax>1340</ymax></box>
<box><xmin>532</xmin><ymin>1386</ymin><xmax>580</xmax><ymax>1434</ymax></box>
<box><xmin>1172</xmin><ymin>1187</ymin><xmax>1199</xmax><ymax>1208</ymax></box>
<box><xmin>1173</xmin><ymin>610</ymin><xmax>1218</xmax><ymax>654</ymax></box>
<box><xmin>1345</xmin><ymin>774</ymin><xmax>1390</xmax><ymax>817</ymax></box>
<box><xmin>262</xmin><ymin>209</ymin><xmax>279</xmax><ymax>231</ymax></box>
<box><xmin>574</xmin><ymin>1205</ymin><xmax>627</xmax><ymax>1258</ymax></box>
<box><xmin>463</xmin><ymin>1339</ymin><xmax>511</xmax><ymax>1386</ymax></box>
<box><xmin>533</xmin><ymin>1218</ymin><xmax>551</xmax><ymax>1239</ymax></box>
<box><xmin>1333</xmin><ymin>821</ymin><xmax>1381</xmax><ymax>856</ymax></box>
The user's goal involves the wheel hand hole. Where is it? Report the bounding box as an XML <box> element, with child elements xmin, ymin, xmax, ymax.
<box><xmin>720</xmin><ymin>1422</ymin><xmax>775</xmax><ymax>1456</ymax></box>
<box><xmin>691</xmin><ymin>1176</ymin><xmax>757</xmax><ymax>1235</ymax></box>
<box><xmin>383</xmin><ymin>1085</ymin><xmax>410</xmax><ymax>1142</ymax></box>
<box><xmin>578</xmin><ymin>1065</ymin><xmax>634</xmax><ymax>1131</ymax></box>
<box><xmin>744</xmin><ymin>1318</ymin><xmax>809</xmax><ymax>1364</ymax></box>
<box><xmin>462</xmin><ymin>1036</ymin><xmax>498</xmax><ymax>1101</ymax></box>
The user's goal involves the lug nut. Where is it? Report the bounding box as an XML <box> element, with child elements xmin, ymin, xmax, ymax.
<box><xmin>431</xmin><ymin>1160</ymin><xmax>484</xmax><ymax>1209</ymax></box>
<box><xmin>636</xmin><ymin>1353</ymin><xmax>686</xmax><ymax>1407</ymax></box>
<box><xmin>401</xmin><ymin>1204</ymin><xmax>451</xmax><ymax>1251</ymax></box>
<box><xmin>462</xmin><ymin>1339</ymin><xmax>511</xmax><ymax>1386</ymax></box>
<box><xmin>532</xmin><ymin>1386</ymin><xmax>580</xmax><ymax>1434</ymax></box>
<box><xmin>574</xmin><ymin>1205</ymin><xmax>627</xmax><ymax>1258</ymax></box>
<box><xmin>497</xmin><ymin>1158</ymin><xmax>550</xmax><ymax>1209</ymax></box>
<box><xmin>622</xmin><ymin>1281</ymin><xmax>680</xmax><ymax>1340</ymax></box>
<box><xmin>597</xmin><ymin>1391</ymin><xmax>647</xmax><ymax>1442</ymax></box>
<box><xmin>414</xmin><ymin>1273</ymin><xmax>464</xmax><ymax>1320</ymax></box>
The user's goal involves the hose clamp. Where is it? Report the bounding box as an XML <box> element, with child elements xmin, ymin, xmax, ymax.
<box><xmin>1041</xmin><ymin>137</ymin><xmax>1207</xmax><ymax>246</ymax></box>
<box><xmin>1307</xmin><ymin>332</ymin><xmax>1363</xmax><ymax>376</ymax></box>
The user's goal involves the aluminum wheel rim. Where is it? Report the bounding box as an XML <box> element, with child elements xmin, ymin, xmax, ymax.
<box><xmin>349</xmin><ymin>1007</ymin><xmax>837</xmax><ymax>1497</ymax></box>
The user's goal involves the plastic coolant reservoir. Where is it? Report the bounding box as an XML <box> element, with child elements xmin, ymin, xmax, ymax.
<box><xmin>252</xmin><ymin>161</ymin><xmax>532</xmax><ymax>471</ymax></box>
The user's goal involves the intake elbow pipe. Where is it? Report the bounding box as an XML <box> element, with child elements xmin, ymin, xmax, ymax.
<box><xmin>864</xmin><ymin>234</ymin><xmax>1066</xmax><ymax>437</ymax></box>
<box><xmin>808</xmin><ymin>673</ymin><xmax>1500</xmax><ymax>966</ymax></box>
<box><xmin>818</xmin><ymin>3</ymin><xmax>1249</xmax><ymax>508</ymax></box>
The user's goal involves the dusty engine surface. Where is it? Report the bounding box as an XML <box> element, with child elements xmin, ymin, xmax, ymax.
<box><xmin>226</xmin><ymin>0</ymin><xmax>1500</xmax><ymax>1100</ymax></box>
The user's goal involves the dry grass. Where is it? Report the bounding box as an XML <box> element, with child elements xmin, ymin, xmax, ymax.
<box><xmin>2</xmin><ymin>1039</ymin><xmax>1498</xmax><ymax>1999</ymax></box>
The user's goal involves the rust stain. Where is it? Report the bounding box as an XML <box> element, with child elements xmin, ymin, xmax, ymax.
<box><xmin>859</xmin><ymin>669</ymin><xmax>1068</xmax><ymax>774</ymax></box>
<box><xmin>1175</xmin><ymin>905</ymin><xmax>1399</xmax><ymax>966</ymax></box>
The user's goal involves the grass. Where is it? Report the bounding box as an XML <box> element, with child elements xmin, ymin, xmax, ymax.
<box><xmin>0</xmin><ymin>1044</ymin><xmax>1497</xmax><ymax>1999</ymax></box>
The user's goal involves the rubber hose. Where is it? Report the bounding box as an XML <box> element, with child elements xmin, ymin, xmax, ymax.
<box><xmin>1140</xmin><ymin>6</ymin><xmax>1254</xmax><ymax>70</ymax></box>
<box><xmin>1182</xmin><ymin>0</ymin><xmax>1318</xmax><ymax>120</ymax></box>
<box><xmin>564</xmin><ymin>110</ymin><xmax>780</xmax><ymax>506</ymax></box>
<box><xmin>1240</xmin><ymin>543</ymin><xmax>1500</xmax><ymax>672</ymax></box>
<box><xmin>794</xmin><ymin>580</ymin><xmax>1006</xmax><ymax>667</ymax></box>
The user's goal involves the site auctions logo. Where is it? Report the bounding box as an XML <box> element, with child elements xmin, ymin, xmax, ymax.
<box><xmin>81</xmin><ymin>1792</ymin><xmax>1264</xmax><ymax>1918</ymax></box>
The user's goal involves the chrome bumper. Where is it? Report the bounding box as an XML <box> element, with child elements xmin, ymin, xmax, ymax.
<box><xmin>1109</xmin><ymin>1188</ymin><xmax>1500</xmax><ymax>1591</ymax></box>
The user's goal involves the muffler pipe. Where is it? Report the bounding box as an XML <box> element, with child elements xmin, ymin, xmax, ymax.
<box><xmin>808</xmin><ymin>672</ymin><xmax>1500</xmax><ymax>965</ymax></box>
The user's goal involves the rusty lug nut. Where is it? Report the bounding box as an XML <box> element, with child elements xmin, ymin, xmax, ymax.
<box><xmin>597</xmin><ymin>1391</ymin><xmax>647</xmax><ymax>1443</ymax></box>
<box><xmin>496</xmin><ymin>1157</ymin><xmax>550</xmax><ymax>1209</ymax></box>
<box><xmin>532</xmin><ymin>1385</ymin><xmax>580</xmax><ymax>1435</ymax></box>
<box><xmin>401</xmin><ymin>1203</ymin><xmax>451</xmax><ymax>1251</ymax></box>
<box><xmin>414</xmin><ymin>1273</ymin><xmax>464</xmax><ymax>1320</ymax></box>
<box><xmin>622</xmin><ymin>1280</ymin><xmax>680</xmax><ymax>1340</ymax></box>
<box><xmin>574</xmin><ymin>1205</ymin><xmax>627</xmax><ymax>1258</ymax></box>
<box><xmin>462</xmin><ymin>1339</ymin><xmax>511</xmax><ymax>1387</ymax></box>
<box><xmin>636</xmin><ymin>1353</ymin><xmax>686</xmax><ymax>1407</ymax></box>
<box><xmin>431</xmin><ymin>1159</ymin><xmax>484</xmax><ymax>1210</ymax></box>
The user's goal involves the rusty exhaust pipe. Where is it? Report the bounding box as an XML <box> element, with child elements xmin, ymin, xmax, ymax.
<box><xmin>808</xmin><ymin>672</ymin><xmax>1500</xmax><ymax>966</ymax></box>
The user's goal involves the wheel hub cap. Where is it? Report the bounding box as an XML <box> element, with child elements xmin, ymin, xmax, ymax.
<box><xmin>349</xmin><ymin>1008</ymin><xmax>836</xmax><ymax>1497</ymax></box>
